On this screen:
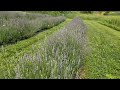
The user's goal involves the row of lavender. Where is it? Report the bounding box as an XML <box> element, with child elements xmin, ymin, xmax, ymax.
<box><xmin>0</xmin><ymin>11</ymin><xmax>66</xmax><ymax>45</ymax></box>
<box><xmin>15</xmin><ymin>17</ymin><xmax>88</xmax><ymax>79</ymax></box>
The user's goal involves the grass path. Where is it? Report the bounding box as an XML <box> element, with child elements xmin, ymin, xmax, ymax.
<box><xmin>83</xmin><ymin>20</ymin><xmax>120</xmax><ymax>79</ymax></box>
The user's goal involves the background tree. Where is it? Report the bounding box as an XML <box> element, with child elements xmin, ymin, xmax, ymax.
<box><xmin>80</xmin><ymin>11</ymin><xmax>93</xmax><ymax>14</ymax></box>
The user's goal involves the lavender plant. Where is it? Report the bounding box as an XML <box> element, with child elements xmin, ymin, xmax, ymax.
<box><xmin>0</xmin><ymin>11</ymin><xmax>66</xmax><ymax>45</ymax></box>
<box><xmin>15</xmin><ymin>17</ymin><xmax>88</xmax><ymax>79</ymax></box>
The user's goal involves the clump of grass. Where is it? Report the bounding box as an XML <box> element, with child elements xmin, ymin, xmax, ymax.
<box><xmin>14</xmin><ymin>17</ymin><xmax>88</xmax><ymax>79</ymax></box>
<box><xmin>0</xmin><ymin>11</ymin><xmax>66</xmax><ymax>45</ymax></box>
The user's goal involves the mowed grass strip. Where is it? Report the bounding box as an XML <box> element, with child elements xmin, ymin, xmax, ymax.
<box><xmin>84</xmin><ymin>20</ymin><xmax>120</xmax><ymax>79</ymax></box>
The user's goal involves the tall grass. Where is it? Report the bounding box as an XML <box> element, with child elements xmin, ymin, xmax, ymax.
<box><xmin>14</xmin><ymin>17</ymin><xmax>88</xmax><ymax>79</ymax></box>
<box><xmin>0</xmin><ymin>11</ymin><xmax>66</xmax><ymax>45</ymax></box>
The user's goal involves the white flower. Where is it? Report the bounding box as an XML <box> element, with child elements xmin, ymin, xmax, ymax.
<box><xmin>3</xmin><ymin>25</ymin><xmax>5</xmax><ymax>26</ymax></box>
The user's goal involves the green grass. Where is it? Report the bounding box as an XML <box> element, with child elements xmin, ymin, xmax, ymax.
<box><xmin>26</xmin><ymin>11</ymin><xmax>74</xmax><ymax>17</ymax></box>
<box><xmin>97</xmin><ymin>18</ymin><xmax>120</xmax><ymax>31</ymax></box>
<box><xmin>0</xmin><ymin>19</ymin><xmax>71</xmax><ymax>78</ymax></box>
<box><xmin>78</xmin><ymin>13</ymin><xmax>120</xmax><ymax>31</ymax></box>
<box><xmin>83</xmin><ymin>20</ymin><xmax>120</xmax><ymax>79</ymax></box>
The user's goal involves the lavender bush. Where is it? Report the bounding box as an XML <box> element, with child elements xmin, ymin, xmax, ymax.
<box><xmin>15</xmin><ymin>17</ymin><xmax>88</xmax><ymax>79</ymax></box>
<box><xmin>0</xmin><ymin>11</ymin><xmax>66</xmax><ymax>45</ymax></box>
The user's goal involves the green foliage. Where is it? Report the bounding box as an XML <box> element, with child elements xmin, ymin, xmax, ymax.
<box><xmin>80</xmin><ymin>11</ymin><xmax>93</xmax><ymax>14</ymax></box>
<box><xmin>103</xmin><ymin>11</ymin><xmax>110</xmax><ymax>15</ymax></box>
<box><xmin>26</xmin><ymin>11</ymin><xmax>72</xmax><ymax>17</ymax></box>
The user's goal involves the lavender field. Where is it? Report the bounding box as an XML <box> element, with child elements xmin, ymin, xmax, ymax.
<box><xmin>0</xmin><ymin>11</ymin><xmax>65</xmax><ymax>45</ymax></box>
<box><xmin>0</xmin><ymin>11</ymin><xmax>120</xmax><ymax>79</ymax></box>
